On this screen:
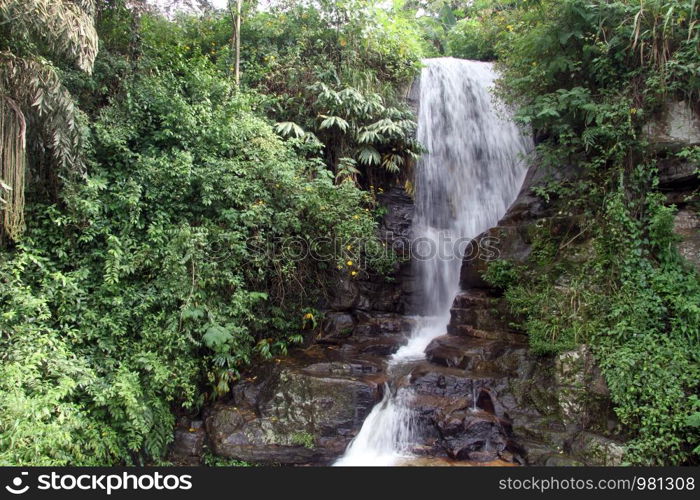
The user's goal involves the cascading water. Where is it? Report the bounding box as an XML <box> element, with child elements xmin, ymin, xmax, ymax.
<box><xmin>334</xmin><ymin>57</ymin><xmax>532</xmax><ymax>466</ymax></box>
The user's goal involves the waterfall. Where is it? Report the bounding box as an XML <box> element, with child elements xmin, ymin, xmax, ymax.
<box><xmin>334</xmin><ymin>57</ymin><xmax>532</xmax><ymax>466</ymax></box>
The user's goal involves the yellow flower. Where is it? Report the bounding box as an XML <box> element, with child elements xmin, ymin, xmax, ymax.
<box><xmin>351</xmin><ymin>271</ymin><xmax>358</xmax><ymax>277</ymax></box>
<box><xmin>346</xmin><ymin>245</ymin><xmax>352</xmax><ymax>251</ymax></box>
<box><xmin>303</xmin><ymin>312</ymin><xmax>314</xmax><ymax>320</ymax></box>
<box><xmin>352</xmin><ymin>215</ymin><xmax>359</xmax><ymax>220</ymax></box>
<box><xmin>346</xmin><ymin>260</ymin><xmax>353</xmax><ymax>267</ymax></box>
<box><xmin>630</xmin><ymin>108</ymin><xmax>638</xmax><ymax>115</ymax></box>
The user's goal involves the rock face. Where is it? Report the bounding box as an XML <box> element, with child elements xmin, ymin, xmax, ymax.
<box><xmin>202</xmin><ymin>308</ymin><xmax>424</xmax><ymax>464</ymax></box>
<box><xmin>170</xmin><ymin>418</ymin><xmax>206</xmax><ymax>465</ymax></box>
<box><xmin>674</xmin><ymin>209</ymin><xmax>700</xmax><ymax>272</ymax></box>
<box><xmin>645</xmin><ymin>101</ymin><xmax>700</xmax><ymax>147</ymax></box>
<box><xmin>449</xmin><ymin>159</ymin><xmax>628</xmax><ymax>465</ymax></box>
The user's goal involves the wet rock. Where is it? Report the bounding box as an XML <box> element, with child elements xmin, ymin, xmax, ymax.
<box><xmin>377</xmin><ymin>187</ymin><xmax>414</xmax><ymax>252</ymax></box>
<box><xmin>397</xmin><ymin>456</ymin><xmax>517</xmax><ymax>467</ymax></box>
<box><xmin>353</xmin><ymin>313</ymin><xmax>415</xmax><ymax>338</ymax></box>
<box><xmin>435</xmin><ymin>408</ymin><xmax>517</xmax><ymax>461</ymax></box>
<box><xmin>205</xmin><ymin>344</ymin><xmax>385</xmax><ymax>465</ymax></box>
<box><xmin>542</xmin><ymin>454</ymin><xmax>584</xmax><ymax>466</ymax></box>
<box><xmin>425</xmin><ymin>335</ymin><xmax>524</xmax><ymax>374</ymax></box>
<box><xmin>257</xmin><ymin>368</ymin><xmax>382</xmax><ymax>437</ymax></box>
<box><xmin>449</xmin><ymin>290</ymin><xmax>522</xmax><ymax>334</ymax></box>
<box><xmin>328</xmin><ymin>277</ymin><xmax>360</xmax><ymax>311</ymax></box>
<box><xmin>460</xmin><ymin>226</ymin><xmax>532</xmax><ymax>289</ymax></box>
<box><xmin>169</xmin><ymin>419</ymin><xmax>205</xmax><ymax>464</ymax></box>
<box><xmin>320</xmin><ymin>312</ymin><xmax>355</xmax><ymax>340</ymax></box>
<box><xmin>568</xmin><ymin>432</ymin><xmax>625</xmax><ymax>466</ymax></box>
<box><xmin>659</xmin><ymin>158</ymin><xmax>698</xmax><ymax>188</ymax></box>
<box><xmin>205</xmin><ymin>405</ymin><xmax>344</xmax><ymax>464</ymax></box>
<box><xmin>459</xmin><ymin>159</ymin><xmax>585</xmax><ymax>290</ymax></box>
<box><xmin>425</xmin><ymin>336</ymin><xmax>483</xmax><ymax>369</ymax></box>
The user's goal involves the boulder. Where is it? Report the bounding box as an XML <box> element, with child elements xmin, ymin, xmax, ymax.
<box><xmin>320</xmin><ymin>312</ymin><xmax>355</xmax><ymax>340</ymax></box>
<box><xmin>205</xmin><ymin>347</ymin><xmax>384</xmax><ymax>465</ymax></box>
<box><xmin>568</xmin><ymin>432</ymin><xmax>625</xmax><ymax>466</ymax></box>
<box><xmin>645</xmin><ymin>101</ymin><xmax>700</xmax><ymax>147</ymax></box>
<box><xmin>554</xmin><ymin>345</ymin><xmax>612</xmax><ymax>432</ymax></box>
<box><xmin>674</xmin><ymin>208</ymin><xmax>700</xmax><ymax>273</ymax></box>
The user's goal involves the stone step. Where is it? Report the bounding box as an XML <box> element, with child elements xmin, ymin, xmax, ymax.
<box><xmin>449</xmin><ymin>290</ymin><xmax>524</xmax><ymax>337</ymax></box>
<box><xmin>449</xmin><ymin>307</ymin><xmax>518</xmax><ymax>332</ymax></box>
<box><xmin>450</xmin><ymin>289</ymin><xmax>497</xmax><ymax>309</ymax></box>
<box><xmin>425</xmin><ymin>335</ymin><xmax>513</xmax><ymax>370</ymax></box>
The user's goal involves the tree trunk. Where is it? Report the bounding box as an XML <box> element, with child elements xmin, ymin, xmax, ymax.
<box><xmin>228</xmin><ymin>0</ymin><xmax>242</xmax><ymax>88</ymax></box>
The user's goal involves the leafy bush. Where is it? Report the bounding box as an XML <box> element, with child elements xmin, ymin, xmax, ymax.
<box><xmin>447</xmin><ymin>17</ymin><xmax>499</xmax><ymax>60</ymax></box>
<box><xmin>0</xmin><ymin>43</ymin><xmax>394</xmax><ymax>464</ymax></box>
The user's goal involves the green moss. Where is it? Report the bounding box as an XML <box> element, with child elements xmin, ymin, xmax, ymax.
<box><xmin>290</xmin><ymin>431</ymin><xmax>315</xmax><ymax>450</ymax></box>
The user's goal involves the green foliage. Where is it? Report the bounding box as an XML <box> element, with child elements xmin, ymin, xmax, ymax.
<box><xmin>118</xmin><ymin>2</ymin><xmax>425</xmax><ymax>186</ymax></box>
<box><xmin>308</xmin><ymin>82</ymin><xmax>421</xmax><ymax>182</ymax></box>
<box><xmin>482</xmin><ymin>258</ymin><xmax>518</xmax><ymax>289</ymax></box>
<box><xmin>0</xmin><ymin>0</ymin><xmax>97</xmax><ymax>240</ymax></box>
<box><xmin>0</xmin><ymin>5</ymin><xmax>398</xmax><ymax>464</ymax></box>
<box><xmin>486</xmin><ymin>0</ymin><xmax>700</xmax><ymax>465</ymax></box>
<box><xmin>447</xmin><ymin>17</ymin><xmax>499</xmax><ymax>60</ymax></box>
<box><xmin>290</xmin><ymin>431</ymin><xmax>315</xmax><ymax>449</ymax></box>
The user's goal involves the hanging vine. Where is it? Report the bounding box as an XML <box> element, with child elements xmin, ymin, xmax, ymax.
<box><xmin>0</xmin><ymin>96</ymin><xmax>26</xmax><ymax>241</ymax></box>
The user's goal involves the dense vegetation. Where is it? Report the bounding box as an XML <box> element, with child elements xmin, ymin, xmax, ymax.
<box><xmin>0</xmin><ymin>0</ymin><xmax>698</xmax><ymax>466</ymax></box>
<box><xmin>0</xmin><ymin>0</ymin><xmax>420</xmax><ymax>465</ymax></box>
<box><xmin>475</xmin><ymin>0</ymin><xmax>700</xmax><ymax>465</ymax></box>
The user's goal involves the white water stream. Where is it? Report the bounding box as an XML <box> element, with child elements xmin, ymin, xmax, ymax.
<box><xmin>335</xmin><ymin>58</ymin><xmax>531</xmax><ymax>466</ymax></box>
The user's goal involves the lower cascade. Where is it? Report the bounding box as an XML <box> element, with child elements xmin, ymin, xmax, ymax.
<box><xmin>334</xmin><ymin>58</ymin><xmax>531</xmax><ymax>466</ymax></box>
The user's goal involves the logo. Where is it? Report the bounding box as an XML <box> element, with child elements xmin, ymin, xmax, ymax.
<box><xmin>5</xmin><ymin>472</ymin><xmax>29</xmax><ymax>495</ymax></box>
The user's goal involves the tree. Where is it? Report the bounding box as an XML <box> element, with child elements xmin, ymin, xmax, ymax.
<box><xmin>228</xmin><ymin>0</ymin><xmax>242</xmax><ymax>87</ymax></box>
<box><xmin>0</xmin><ymin>0</ymin><xmax>97</xmax><ymax>241</ymax></box>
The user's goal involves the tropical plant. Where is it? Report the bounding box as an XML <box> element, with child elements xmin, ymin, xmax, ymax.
<box><xmin>0</xmin><ymin>0</ymin><xmax>98</xmax><ymax>241</ymax></box>
<box><xmin>308</xmin><ymin>82</ymin><xmax>421</xmax><ymax>185</ymax></box>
